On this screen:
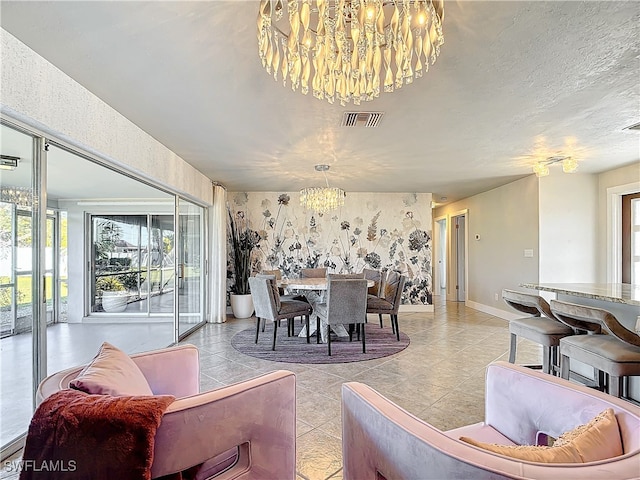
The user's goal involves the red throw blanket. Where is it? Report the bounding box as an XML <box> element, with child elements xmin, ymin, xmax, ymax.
<box><xmin>19</xmin><ymin>389</ymin><xmax>174</xmax><ymax>480</ymax></box>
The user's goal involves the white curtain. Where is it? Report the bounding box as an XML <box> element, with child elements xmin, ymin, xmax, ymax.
<box><xmin>210</xmin><ymin>184</ymin><xmax>227</xmax><ymax>323</ymax></box>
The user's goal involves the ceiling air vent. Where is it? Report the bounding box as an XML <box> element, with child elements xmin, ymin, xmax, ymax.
<box><xmin>341</xmin><ymin>112</ymin><xmax>384</xmax><ymax>128</ymax></box>
<box><xmin>623</xmin><ymin>121</ymin><xmax>640</xmax><ymax>131</ymax></box>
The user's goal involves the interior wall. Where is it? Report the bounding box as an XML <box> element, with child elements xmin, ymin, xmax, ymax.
<box><xmin>597</xmin><ymin>162</ymin><xmax>640</xmax><ymax>282</ymax></box>
<box><xmin>538</xmin><ymin>173</ymin><xmax>598</xmax><ymax>284</ymax></box>
<box><xmin>0</xmin><ymin>28</ymin><xmax>212</xmax><ymax>205</ymax></box>
<box><xmin>229</xmin><ymin>191</ymin><xmax>433</xmax><ymax>308</ymax></box>
<box><xmin>434</xmin><ymin>175</ymin><xmax>540</xmax><ymax>318</ymax></box>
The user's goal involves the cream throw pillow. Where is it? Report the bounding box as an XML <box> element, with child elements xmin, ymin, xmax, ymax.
<box><xmin>460</xmin><ymin>408</ymin><xmax>622</xmax><ymax>463</ymax></box>
<box><xmin>69</xmin><ymin>342</ymin><xmax>153</xmax><ymax>396</ymax></box>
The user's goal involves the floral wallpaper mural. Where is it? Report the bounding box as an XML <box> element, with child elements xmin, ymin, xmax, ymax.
<box><xmin>228</xmin><ymin>191</ymin><xmax>433</xmax><ymax>305</ymax></box>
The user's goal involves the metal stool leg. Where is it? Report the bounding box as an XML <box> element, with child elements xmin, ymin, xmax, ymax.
<box><xmin>542</xmin><ymin>346</ymin><xmax>551</xmax><ymax>375</ymax></box>
<box><xmin>550</xmin><ymin>346</ymin><xmax>560</xmax><ymax>376</ymax></box>
<box><xmin>608</xmin><ymin>375</ymin><xmax>622</xmax><ymax>397</ymax></box>
<box><xmin>560</xmin><ymin>353</ymin><xmax>570</xmax><ymax>380</ymax></box>
<box><xmin>508</xmin><ymin>333</ymin><xmax>517</xmax><ymax>363</ymax></box>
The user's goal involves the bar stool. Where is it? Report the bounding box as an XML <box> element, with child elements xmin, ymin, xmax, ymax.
<box><xmin>550</xmin><ymin>299</ymin><xmax>640</xmax><ymax>398</ymax></box>
<box><xmin>502</xmin><ymin>289</ymin><xmax>574</xmax><ymax>375</ymax></box>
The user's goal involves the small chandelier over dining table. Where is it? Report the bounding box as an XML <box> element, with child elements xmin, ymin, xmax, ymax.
<box><xmin>257</xmin><ymin>0</ymin><xmax>445</xmax><ymax>106</ymax></box>
<box><xmin>300</xmin><ymin>164</ymin><xmax>345</xmax><ymax>214</ymax></box>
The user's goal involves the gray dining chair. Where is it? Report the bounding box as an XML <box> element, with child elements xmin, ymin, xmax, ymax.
<box><xmin>301</xmin><ymin>267</ymin><xmax>327</xmax><ymax>278</ymax></box>
<box><xmin>363</xmin><ymin>268</ymin><xmax>387</xmax><ymax>327</ymax></box>
<box><xmin>327</xmin><ymin>273</ymin><xmax>365</xmax><ymax>279</ymax></box>
<box><xmin>502</xmin><ymin>289</ymin><xmax>574</xmax><ymax>375</ymax></box>
<box><xmin>260</xmin><ymin>269</ymin><xmax>299</xmax><ymax>301</ymax></box>
<box><xmin>315</xmin><ymin>278</ymin><xmax>368</xmax><ymax>356</ymax></box>
<box><xmin>366</xmin><ymin>271</ymin><xmax>405</xmax><ymax>340</ymax></box>
<box><xmin>249</xmin><ymin>276</ymin><xmax>312</xmax><ymax>350</ymax></box>
<box><xmin>550</xmin><ymin>299</ymin><xmax>640</xmax><ymax>398</ymax></box>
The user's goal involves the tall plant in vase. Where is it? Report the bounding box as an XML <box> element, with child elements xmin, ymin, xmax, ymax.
<box><xmin>228</xmin><ymin>209</ymin><xmax>260</xmax><ymax>318</ymax></box>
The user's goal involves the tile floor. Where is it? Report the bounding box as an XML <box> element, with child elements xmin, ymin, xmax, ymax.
<box><xmin>180</xmin><ymin>298</ymin><xmax>542</xmax><ymax>480</ymax></box>
<box><xmin>0</xmin><ymin>298</ymin><xmax>543</xmax><ymax>480</ymax></box>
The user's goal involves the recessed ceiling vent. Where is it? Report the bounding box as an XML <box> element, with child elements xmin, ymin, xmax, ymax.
<box><xmin>341</xmin><ymin>112</ymin><xmax>384</xmax><ymax>128</ymax></box>
<box><xmin>623</xmin><ymin>121</ymin><xmax>640</xmax><ymax>131</ymax></box>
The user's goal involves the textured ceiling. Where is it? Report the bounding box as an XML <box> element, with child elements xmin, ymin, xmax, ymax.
<box><xmin>1</xmin><ymin>1</ymin><xmax>639</xmax><ymax>204</ymax></box>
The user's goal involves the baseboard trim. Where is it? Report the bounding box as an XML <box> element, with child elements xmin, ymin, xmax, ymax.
<box><xmin>399</xmin><ymin>304</ymin><xmax>434</xmax><ymax>313</ymax></box>
<box><xmin>465</xmin><ymin>300</ymin><xmax>518</xmax><ymax>321</ymax></box>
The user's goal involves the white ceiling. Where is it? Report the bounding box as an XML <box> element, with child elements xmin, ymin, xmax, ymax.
<box><xmin>1</xmin><ymin>1</ymin><xmax>639</xmax><ymax>204</ymax></box>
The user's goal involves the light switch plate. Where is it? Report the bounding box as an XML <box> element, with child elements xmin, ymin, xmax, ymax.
<box><xmin>524</xmin><ymin>249</ymin><xmax>534</xmax><ymax>258</ymax></box>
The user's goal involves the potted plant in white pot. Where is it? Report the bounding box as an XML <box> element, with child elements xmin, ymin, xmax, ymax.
<box><xmin>228</xmin><ymin>209</ymin><xmax>260</xmax><ymax>318</ymax></box>
<box><xmin>96</xmin><ymin>276</ymin><xmax>130</xmax><ymax>313</ymax></box>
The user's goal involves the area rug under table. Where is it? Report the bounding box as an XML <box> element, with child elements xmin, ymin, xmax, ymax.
<box><xmin>231</xmin><ymin>322</ymin><xmax>410</xmax><ymax>364</ymax></box>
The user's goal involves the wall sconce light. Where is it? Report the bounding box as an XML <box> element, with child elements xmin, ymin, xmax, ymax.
<box><xmin>0</xmin><ymin>155</ymin><xmax>20</xmax><ymax>171</ymax></box>
<box><xmin>533</xmin><ymin>156</ymin><xmax>578</xmax><ymax>178</ymax></box>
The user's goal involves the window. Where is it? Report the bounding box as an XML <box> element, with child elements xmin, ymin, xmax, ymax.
<box><xmin>91</xmin><ymin>214</ymin><xmax>175</xmax><ymax>314</ymax></box>
<box><xmin>632</xmin><ymin>198</ymin><xmax>640</xmax><ymax>284</ymax></box>
<box><xmin>622</xmin><ymin>193</ymin><xmax>640</xmax><ymax>284</ymax></box>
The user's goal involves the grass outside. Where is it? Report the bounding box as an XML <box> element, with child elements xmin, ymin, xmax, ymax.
<box><xmin>0</xmin><ymin>276</ymin><xmax>67</xmax><ymax>308</ymax></box>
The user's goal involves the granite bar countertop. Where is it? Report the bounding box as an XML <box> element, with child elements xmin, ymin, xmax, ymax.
<box><xmin>520</xmin><ymin>283</ymin><xmax>640</xmax><ymax>307</ymax></box>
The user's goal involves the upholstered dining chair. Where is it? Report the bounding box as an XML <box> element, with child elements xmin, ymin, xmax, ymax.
<box><xmin>327</xmin><ymin>273</ymin><xmax>365</xmax><ymax>279</ymax></box>
<box><xmin>366</xmin><ymin>271</ymin><xmax>406</xmax><ymax>340</ymax></box>
<box><xmin>550</xmin><ymin>299</ymin><xmax>640</xmax><ymax>398</ymax></box>
<box><xmin>249</xmin><ymin>276</ymin><xmax>312</xmax><ymax>350</ymax></box>
<box><xmin>363</xmin><ymin>268</ymin><xmax>387</xmax><ymax>327</ymax></box>
<box><xmin>260</xmin><ymin>268</ymin><xmax>285</xmax><ymax>293</ymax></box>
<box><xmin>363</xmin><ymin>268</ymin><xmax>386</xmax><ymax>296</ymax></box>
<box><xmin>301</xmin><ymin>267</ymin><xmax>327</xmax><ymax>278</ymax></box>
<box><xmin>501</xmin><ymin>289</ymin><xmax>574</xmax><ymax>375</ymax></box>
<box><xmin>315</xmin><ymin>278</ymin><xmax>368</xmax><ymax>356</ymax></box>
<box><xmin>260</xmin><ymin>268</ymin><xmax>300</xmax><ymax>302</ymax></box>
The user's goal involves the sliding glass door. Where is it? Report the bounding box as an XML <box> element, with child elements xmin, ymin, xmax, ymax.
<box><xmin>177</xmin><ymin>198</ymin><xmax>205</xmax><ymax>337</ymax></box>
<box><xmin>149</xmin><ymin>215</ymin><xmax>175</xmax><ymax>315</ymax></box>
<box><xmin>90</xmin><ymin>214</ymin><xmax>175</xmax><ymax>316</ymax></box>
<box><xmin>1</xmin><ymin>119</ymin><xmax>209</xmax><ymax>457</ymax></box>
<box><xmin>0</xmin><ymin>123</ymin><xmax>35</xmax><ymax>451</ymax></box>
<box><xmin>88</xmin><ymin>202</ymin><xmax>205</xmax><ymax>336</ymax></box>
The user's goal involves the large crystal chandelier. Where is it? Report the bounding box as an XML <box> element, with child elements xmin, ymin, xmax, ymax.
<box><xmin>300</xmin><ymin>164</ymin><xmax>345</xmax><ymax>214</ymax></box>
<box><xmin>257</xmin><ymin>0</ymin><xmax>445</xmax><ymax>106</ymax></box>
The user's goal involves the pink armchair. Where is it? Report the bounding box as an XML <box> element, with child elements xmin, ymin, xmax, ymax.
<box><xmin>342</xmin><ymin>361</ymin><xmax>640</xmax><ymax>479</ymax></box>
<box><xmin>37</xmin><ymin>344</ymin><xmax>296</xmax><ymax>479</ymax></box>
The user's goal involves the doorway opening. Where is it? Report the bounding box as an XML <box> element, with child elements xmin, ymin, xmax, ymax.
<box><xmin>433</xmin><ymin>216</ymin><xmax>447</xmax><ymax>297</ymax></box>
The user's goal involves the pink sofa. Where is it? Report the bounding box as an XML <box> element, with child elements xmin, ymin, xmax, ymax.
<box><xmin>37</xmin><ymin>344</ymin><xmax>296</xmax><ymax>479</ymax></box>
<box><xmin>342</xmin><ymin>361</ymin><xmax>640</xmax><ymax>479</ymax></box>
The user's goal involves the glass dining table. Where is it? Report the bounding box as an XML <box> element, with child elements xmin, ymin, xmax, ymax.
<box><xmin>279</xmin><ymin>277</ymin><xmax>374</xmax><ymax>343</ymax></box>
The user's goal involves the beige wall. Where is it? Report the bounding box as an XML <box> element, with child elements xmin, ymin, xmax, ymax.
<box><xmin>434</xmin><ymin>175</ymin><xmax>540</xmax><ymax>317</ymax></box>
<box><xmin>0</xmin><ymin>29</ymin><xmax>212</xmax><ymax>204</ymax></box>
<box><xmin>435</xmin><ymin>162</ymin><xmax>639</xmax><ymax>319</ymax></box>
<box><xmin>539</xmin><ymin>173</ymin><xmax>598</xmax><ymax>284</ymax></box>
